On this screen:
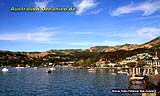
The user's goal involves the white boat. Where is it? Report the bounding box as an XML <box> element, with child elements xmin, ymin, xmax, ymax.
<box><xmin>49</xmin><ymin>67</ymin><xmax>56</xmax><ymax>71</ymax></box>
<box><xmin>15</xmin><ymin>67</ymin><xmax>24</xmax><ymax>69</ymax></box>
<box><xmin>111</xmin><ymin>73</ymin><xmax>117</xmax><ymax>75</ymax></box>
<box><xmin>117</xmin><ymin>71</ymin><xmax>129</xmax><ymax>75</ymax></box>
<box><xmin>33</xmin><ymin>67</ymin><xmax>38</xmax><ymax>69</ymax></box>
<box><xmin>26</xmin><ymin>66</ymin><xmax>30</xmax><ymax>68</ymax></box>
<box><xmin>88</xmin><ymin>68</ymin><xmax>97</xmax><ymax>72</ymax></box>
<box><xmin>2</xmin><ymin>68</ymin><xmax>8</xmax><ymax>72</ymax></box>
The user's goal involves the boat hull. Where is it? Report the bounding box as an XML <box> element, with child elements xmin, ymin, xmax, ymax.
<box><xmin>2</xmin><ymin>68</ymin><xmax>8</xmax><ymax>72</ymax></box>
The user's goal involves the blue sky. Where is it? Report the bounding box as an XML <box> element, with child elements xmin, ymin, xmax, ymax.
<box><xmin>0</xmin><ymin>0</ymin><xmax>160</xmax><ymax>52</ymax></box>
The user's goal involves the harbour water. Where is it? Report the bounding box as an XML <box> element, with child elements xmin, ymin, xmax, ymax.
<box><xmin>0</xmin><ymin>68</ymin><xmax>140</xmax><ymax>96</ymax></box>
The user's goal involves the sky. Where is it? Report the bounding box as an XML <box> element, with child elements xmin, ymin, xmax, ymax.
<box><xmin>0</xmin><ymin>0</ymin><xmax>160</xmax><ymax>52</ymax></box>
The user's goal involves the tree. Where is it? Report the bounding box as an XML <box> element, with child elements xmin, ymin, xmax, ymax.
<box><xmin>78</xmin><ymin>59</ymin><xmax>84</xmax><ymax>66</ymax></box>
<box><xmin>86</xmin><ymin>58</ymin><xmax>91</xmax><ymax>66</ymax></box>
<box><xmin>137</xmin><ymin>60</ymin><xmax>147</xmax><ymax>67</ymax></box>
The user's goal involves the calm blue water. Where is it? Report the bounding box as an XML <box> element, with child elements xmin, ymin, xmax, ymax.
<box><xmin>0</xmin><ymin>68</ymin><xmax>136</xmax><ymax>96</ymax></box>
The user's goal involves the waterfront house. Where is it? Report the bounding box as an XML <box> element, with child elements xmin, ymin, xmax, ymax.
<box><xmin>144</xmin><ymin>52</ymin><xmax>160</xmax><ymax>67</ymax></box>
<box><xmin>119</xmin><ymin>60</ymin><xmax>137</xmax><ymax>66</ymax></box>
<box><xmin>144</xmin><ymin>60</ymin><xmax>160</xmax><ymax>67</ymax></box>
<box><xmin>107</xmin><ymin>63</ymin><xmax>118</xmax><ymax>67</ymax></box>
<box><xmin>96</xmin><ymin>59</ymin><xmax>107</xmax><ymax>67</ymax></box>
<box><xmin>119</xmin><ymin>52</ymin><xmax>154</xmax><ymax>67</ymax></box>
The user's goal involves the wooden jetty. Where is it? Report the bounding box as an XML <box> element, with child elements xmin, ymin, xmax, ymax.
<box><xmin>128</xmin><ymin>52</ymin><xmax>160</xmax><ymax>96</ymax></box>
<box><xmin>129</xmin><ymin>67</ymin><xmax>144</xmax><ymax>85</ymax></box>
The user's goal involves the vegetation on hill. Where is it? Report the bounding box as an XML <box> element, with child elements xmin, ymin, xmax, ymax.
<box><xmin>0</xmin><ymin>36</ymin><xmax>159</xmax><ymax>67</ymax></box>
<box><xmin>0</xmin><ymin>47</ymin><xmax>159</xmax><ymax>67</ymax></box>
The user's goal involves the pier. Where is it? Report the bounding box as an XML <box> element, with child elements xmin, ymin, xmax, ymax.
<box><xmin>129</xmin><ymin>67</ymin><xmax>144</xmax><ymax>85</ymax></box>
<box><xmin>128</xmin><ymin>52</ymin><xmax>160</xmax><ymax>96</ymax></box>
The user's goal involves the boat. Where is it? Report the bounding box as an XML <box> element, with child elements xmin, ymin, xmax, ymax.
<box><xmin>33</xmin><ymin>67</ymin><xmax>38</xmax><ymax>69</ymax></box>
<box><xmin>45</xmin><ymin>69</ymin><xmax>51</xmax><ymax>73</ymax></box>
<box><xmin>45</xmin><ymin>67</ymin><xmax>55</xmax><ymax>73</ymax></box>
<box><xmin>49</xmin><ymin>67</ymin><xmax>56</xmax><ymax>71</ymax></box>
<box><xmin>117</xmin><ymin>71</ymin><xmax>129</xmax><ymax>75</ymax></box>
<box><xmin>15</xmin><ymin>67</ymin><xmax>24</xmax><ymax>69</ymax></box>
<box><xmin>15</xmin><ymin>64</ymin><xmax>24</xmax><ymax>69</ymax></box>
<box><xmin>111</xmin><ymin>73</ymin><xmax>117</xmax><ymax>75</ymax></box>
<box><xmin>26</xmin><ymin>66</ymin><xmax>30</xmax><ymax>68</ymax></box>
<box><xmin>2</xmin><ymin>68</ymin><xmax>8</xmax><ymax>72</ymax></box>
<box><xmin>88</xmin><ymin>67</ymin><xmax>97</xmax><ymax>72</ymax></box>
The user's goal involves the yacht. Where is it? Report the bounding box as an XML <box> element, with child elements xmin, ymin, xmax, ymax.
<box><xmin>2</xmin><ymin>68</ymin><xmax>8</xmax><ymax>72</ymax></box>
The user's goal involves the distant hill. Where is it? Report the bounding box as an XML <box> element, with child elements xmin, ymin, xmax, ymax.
<box><xmin>16</xmin><ymin>36</ymin><xmax>159</xmax><ymax>58</ymax></box>
<box><xmin>89</xmin><ymin>44</ymin><xmax>139</xmax><ymax>52</ymax></box>
<box><xmin>89</xmin><ymin>36</ymin><xmax>160</xmax><ymax>52</ymax></box>
<box><xmin>0</xmin><ymin>36</ymin><xmax>159</xmax><ymax>67</ymax></box>
<box><xmin>1</xmin><ymin>36</ymin><xmax>159</xmax><ymax>58</ymax></box>
<box><xmin>141</xmin><ymin>36</ymin><xmax>160</xmax><ymax>48</ymax></box>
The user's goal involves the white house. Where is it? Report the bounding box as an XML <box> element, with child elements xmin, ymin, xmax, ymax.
<box><xmin>107</xmin><ymin>63</ymin><xmax>118</xmax><ymax>67</ymax></box>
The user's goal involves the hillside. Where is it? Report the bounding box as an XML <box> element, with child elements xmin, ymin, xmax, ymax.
<box><xmin>19</xmin><ymin>36</ymin><xmax>160</xmax><ymax>57</ymax></box>
<box><xmin>141</xmin><ymin>36</ymin><xmax>160</xmax><ymax>48</ymax></box>
<box><xmin>89</xmin><ymin>44</ymin><xmax>139</xmax><ymax>52</ymax></box>
<box><xmin>0</xmin><ymin>36</ymin><xmax>159</xmax><ymax>67</ymax></box>
<box><xmin>89</xmin><ymin>36</ymin><xmax>160</xmax><ymax>52</ymax></box>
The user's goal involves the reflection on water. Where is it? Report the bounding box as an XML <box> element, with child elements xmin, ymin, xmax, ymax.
<box><xmin>0</xmin><ymin>68</ymin><xmax>132</xmax><ymax>96</ymax></box>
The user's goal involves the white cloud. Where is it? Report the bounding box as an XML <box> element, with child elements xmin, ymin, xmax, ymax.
<box><xmin>0</xmin><ymin>27</ymin><xmax>57</xmax><ymax>43</ymax></box>
<box><xmin>99</xmin><ymin>32</ymin><xmax>137</xmax><ymax>38</ymax></box>
<box><xmin>137</xmin><ymin>27</ymin><xmax>160</xmax><ymax>38</ymax></box>
<box><xmin>0</xmin><ymin>33</ymin><xmax>26</xmax><ymax>40</ymax></box>
<box><xmin>27</xmin><ymin>27</ymin><xmax>57</xmax><ymax>42</ymax></box>
<box><xmin>35</xmin><ymin>0</ymin><xmax>51</xmax><ymax>8</ymax></box>
<box><xmin>90</xmin><ymin>9</ymin><xmax>101</xmax><ymax>14</ymax></box>
<box><xmin>111</xmin><ymin>1</ymin><xmax>160</xmax><ymax>16</ymax></box>
<box><xmin>27</xmin><ymin>32</ymin><xmax>55</xmax><ymax>42</ymax></box>
<box><xmin>73</xmin><ymin>32</ymin><xmax>93</xmax><ymax>35</ymax></box>
<box><xmin>132</xmin><ymin>15</ymin><xmax>160</xmax><ymax>21</ymax></box>
<box><xmin>73</xmin><ymin>0</ymin><xmax>97</xmax><ymax>15</ymax></box>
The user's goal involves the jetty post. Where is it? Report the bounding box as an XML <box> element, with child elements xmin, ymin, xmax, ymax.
<box><xmin>153</xmin><ymin>51</ymin><xmax>159</xmax><ymax>75</ymax></box>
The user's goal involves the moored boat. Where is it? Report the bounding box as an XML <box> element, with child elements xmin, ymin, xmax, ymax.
<box><xmin>49</xmin><ymin>67</ymin><xmax>56</xmax><ymax>71</ymax></box>
<box><xmin>15</xmin><ymin>67</ymin><xmax>24</xmax><ymax>69</ymax></box>
<box><xmin>111</xmin><ymin>73</ymin><xmax>117</xmax><ymax>75</ymax></box>
<box><xmin>2</xmin><ymin>68</ymin><xmax>8</xmax><ymax>72</ymax></box>
<box><xmin>117</xmin><ymin>70</ymin><xmax>129</xmax><ymax>75</ymax></box>
<box><xmin>33</xmin><ymin>67</ymin><xmax>38</xmax><ymax>69</ymax></box>
<box><xmin>16</xmin><ymin>64</ymin><xmax>24</xmax><ymax>69</ymax></box>
<box><xmin>88</xmin><ymin>67</ymin><xmax>97</xmax><ymax>72</ymax></box>
<box><xmin>45</xmin><ymin>69</ymin><xmax>51</xmax><ymax>73</ymax></box>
